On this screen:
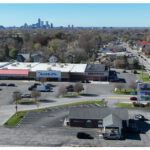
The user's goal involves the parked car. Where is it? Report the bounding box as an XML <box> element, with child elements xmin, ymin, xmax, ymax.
<box><xmin>45</xmin><ymin>84</ymin><xmax>52</xmax><ymax>88</ymax></box>
<box><xmin>22</xmin><ymin>94</ymin><xmax>32</xmax><ymax>98</ymax></box>
<box><xmin>37</xmin><ymin>86</ymin><xmax>51</xmax><ymax>92</ymax></box>
<box><xmin>123</xmin><ymin>70</ymin><xmax>127</xmax><ymax>73</ymax></box>
<box><xmin>28</xmin><ymin>85</ymin><xmax>36</xmax><ymax>91</ymax></box>
<box><xmin>130</xmin><ymin>97</ymin><xmax>137</xmax><ymax>101</ymax></box>
<box><xmin>33</xmin><ymin>83</ymin><xmax>41</xmax><ymax>87</ymax></box>
<box><xmin>66</xmin><ymin>85</ymin><xmax>74</xmax><ymax>92</ymax></box>
<box><xmin>0</xmin><ymin>83</ymin><xmax>7</xmax><ymax>86</ymax></box>
<box><xmin>7</xmin><ymin>83</ymin><xmax>15</xmax><ymax>87</ymax></box>
<box><xmin>76</xmin><ymin>132</ymin><xmax>94</xmax><ymax>139</ymax></box>
<box><xmin>134</xmin><ymin>114</ymin><xmax>145</xmax><ymax>120</ymax></box>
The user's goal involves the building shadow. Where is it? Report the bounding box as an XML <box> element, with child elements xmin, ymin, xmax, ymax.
<box><xmin>80</xmin><ymin>93</ymin><xmax>98</xmax><ymax>97</ymax></box>
<box><xmin>122</xmin><ymin>119</ymin><xmax>150</xmax><ymax>141</ymax></box>
<box><xmin>39</xmin><ymin>99</ymin><xmax>56</xmax><ymax>103</ymax></box>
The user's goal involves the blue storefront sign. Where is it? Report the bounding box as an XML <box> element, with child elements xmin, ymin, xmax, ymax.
<box><xmin>36</xmin><ymin>71</ymin><xmax>61</xmax><ymax>80</ymax></box>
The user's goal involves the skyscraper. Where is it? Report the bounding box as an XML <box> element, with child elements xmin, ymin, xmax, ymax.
<box><xmin>40</xmin><ymin>21</ymin><xmax>44</xmax><ymax>28</ymax></box>
<box><xmin>50</xmin><ymin>23</ymin><xmax>53</xmax><ymax>28</ymax></box>
<box><xmin>46</xmin><ymin>21</ymin><xmax>49</xmax><ymax>28</ymax></box>
<box><xmin>38</xmin><ymin>18</ymin><xmax>41</xmax><ymax>27</ymax></box>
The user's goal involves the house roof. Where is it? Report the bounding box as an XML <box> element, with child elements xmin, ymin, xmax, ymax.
<box><xmin>103</xmin><ymin>114</ymin><xmax>122</xmax><ymax>128</ymax></box>
<box><xmin>18</xmin><ymin>53</ymin><xmax>30</xmax><ymax>60</ymax></box>
<box><xmin>85</xmin><ymin>64</ymin><xmax>108</xmax><ymax>72</ymax></box>
<box><xmin>69</xmin><ymin>107</ymin><xmax>128</xmax><ymax>120</ymax></box>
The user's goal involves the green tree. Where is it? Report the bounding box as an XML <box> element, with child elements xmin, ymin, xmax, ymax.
<box><xmin>9</xmin><ymin>48</ymin><xmax>19</xmax><ymax>59</ymax></box>
<box><xmin>4</xmin><ymin>44</ymin><xmax>9</xmax><ymax>57</ymax></box>
<box><xmin>133</xmin><ymin>59</ymin><xmax>140</xmax><ymax>69</ymax></box>
<box><xmin>0</xmin><ymin>48</ymin><xmax>5</xmax><ymax>61</ymax></box>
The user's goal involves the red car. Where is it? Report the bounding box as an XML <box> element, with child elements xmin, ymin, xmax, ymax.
<box><xmin>65</xmin><ymin>85</ymin><xmax>74</xmax><ymax>89</ymax></box>
<box><xmin>130</xmin><ymin>97</ymin><xmax>137</xmax><ymax>101</ymax></box>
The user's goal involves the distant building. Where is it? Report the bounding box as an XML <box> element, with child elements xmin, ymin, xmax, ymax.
<box><xmin>45</xmin><ymin>21</ymin><xmax>49</xmax><ymax>28</ymax></box>
<box><xmin>17</xmin><ymin>53</ymin><xmax>31</xmax><ymax>62</ymax></box>
<box><xmin>31</xmin><ymin>51</ymin><xmax>43</xmax><ymax>62</ymax></box>
<box><xmin>49</xmin><ymin>55</ymin><xmax>58</xmax><ymax>63</ymax></box>
<box><xmin>38</xmin><ymin>18</ymin><xmax>41</xmax><ymax>27</ymax></box>
<box><xmin>40</xmin><ymin>21</ymin><xmax>44</xmax><ymax>28</ymax></box>
<box><xmin>50</xmin><ymin>23</ymin><xmax>53</xmax><ymax>28</ymax></box>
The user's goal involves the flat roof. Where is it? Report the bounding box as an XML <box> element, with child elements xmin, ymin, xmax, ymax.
<box><xmin>0</xmin><ymin>62</ymin><xmax>87</xmax><ymax>73</ymax></box>
<box><xmin>0</xmin><ymin>62</ymin><xmax>39</xmax><ymax>70</ymax></box>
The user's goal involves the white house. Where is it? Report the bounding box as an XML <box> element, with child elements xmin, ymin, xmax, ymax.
<box><xmin>49</xmin><ymin>55</ymin><xmax>58</xmax><ymax>63</ymax></box>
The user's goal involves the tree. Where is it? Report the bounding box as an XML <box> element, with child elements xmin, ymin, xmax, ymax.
<box><xmin>4</xmin><ymin>44</ymin><xmax>9</xmax><ymax>57</ymax></box>
<box><xmin>58</xmin><ymin>86</ymin><xmax>67</xmax><ymax>97</ymax></box>
<box><xmin>115</xmin><ymin>83</ymin><xmax>125</xmax><ymax>91</ymax></box>
<box><xmin>12</xmin><ymin>91</ymin><xmax>22</xmax><ymax>114</ymax></box>
<box><xmin>0</xmin><ymin>48</ymin><xmax>5</xmax><ymax>61</ymax></box>
<box><xmin>40</xmin><ymin>77</ymin><xmax>47</xmax><ymax>85</ymax></box>
<box><xmin>129</xmin><ymin>81</ymin><xmax>137</xmax><ymax>91</ymax></box>
<box><xmin>9</xmin><ymin>48</ymin><xmax>18</xmax><ymax>59</ymax></box>
<box><xmin>133</xmin><ymin>59</ymin><xmax>140</xmax><ymax>69</ymax></box>
<box><xmin>74</xmin><ymin>82</ymin><xmax>84</xmax><ymax>93</ymax></box>
<box><xmin>31</xmin><ymin>89</ymin><xmax>41</xmax><ymax>108</ymax></box>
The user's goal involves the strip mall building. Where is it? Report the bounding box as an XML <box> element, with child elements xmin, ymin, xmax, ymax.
<box><xmin>0</xmin><ymin>62</ymin><xmax>110</xmax><ymax>81</ymax></box>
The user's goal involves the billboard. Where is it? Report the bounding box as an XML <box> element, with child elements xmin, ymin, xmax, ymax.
<box><xmin>138</xmin><ymin>83</ymin><xmax>150</xmax><ymax>101</ymax></box>
<box><xmin>36</xmin><ymin>70</ymin><xmax>61</xmax><ymax>79</ymax></box>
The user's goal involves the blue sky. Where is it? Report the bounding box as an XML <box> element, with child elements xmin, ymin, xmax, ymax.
<box><xmin>0</xmin><ymin>3</ymin><xmax>150</xmax><ymax>27</ymax></box>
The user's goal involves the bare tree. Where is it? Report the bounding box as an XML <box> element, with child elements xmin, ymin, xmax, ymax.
<box><xmin>12</xmin><ymin>91</ymin><xmax>22</xmax><ymax>114</ymax></box>
<box><xmin>115</xmin><ymin>83</ymin><xmax>125</xmax><ymax>91</ymax></box>
<box><xmin>129</xmin><ymin>81</ymin><xmax>137</xmax><ymax>91</ymax></box>
<box><xmin>74</xmin><ymin>82</ymin><xmax>84</xmax><ymax>93</ymax></box>
<box><xmin>31</xmin><ymin>89</ymin><xmax>41</xmax><ymax>108</ymax></box>
<box><xmin>58</xmin><ymin>86</ymin><xmax>67</xmax><ymax>97</ymax></box>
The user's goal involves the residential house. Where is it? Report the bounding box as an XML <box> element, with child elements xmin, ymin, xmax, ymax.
<box><xmin>49</xmin><ymin>55</ymin><xmax>58</xmax><ymax>63</ymax></box>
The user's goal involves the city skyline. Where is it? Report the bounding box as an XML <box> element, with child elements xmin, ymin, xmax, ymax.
<box><xmin>0</xmin><ymin>3</ymin><xmax>150</xmax><ymax>27</ymax></box>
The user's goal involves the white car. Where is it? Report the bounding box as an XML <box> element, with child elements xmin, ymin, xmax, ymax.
<box><xmin>136</xmin><ymin>80</ymin><xmax>142</xmax><ymax>83</ymax></box>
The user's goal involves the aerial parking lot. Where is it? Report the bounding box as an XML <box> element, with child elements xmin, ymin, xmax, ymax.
<box><xmin>0</xmin><ymin>69</ymin><xmax>138</xmax><ymax>106</ymax></box>
<box><xmin>0</xmin><ymin>105</ymin><xmax>150</xmax><ymax>146</ymax></box>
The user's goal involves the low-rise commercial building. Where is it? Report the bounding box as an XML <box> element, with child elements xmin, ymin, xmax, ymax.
<box><xmin>85</xmin><ymin>64</ymin><xmax>109</xmax><ymax>81</ymax></box>
<box><xmin>68</xmin><ymin>107</ymin><xmax>129</xmax><ymax>139</ymax></box>
<box><xmin>0</xmin><ymin>62</ymin><xmax>110</xmax><ymax>82</ymax></box>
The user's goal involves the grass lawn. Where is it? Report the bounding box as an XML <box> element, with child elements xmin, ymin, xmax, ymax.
<box><xmin>115</xmin><ymin>103</ymin><xmax>133</xmax><ymax>108</ymax></box>
<box><xmin>113</xmin><ymin>89</ymin><xmax>137</xmax><ymax>95</ymax></box>
<box><xmin>17</xmin><ymin>99</ymin><xmax>37</xmax><ymax>104</ymax></box>
<box><xmin>4</xmin><ymin>100</ymin><xmax>105</xmax><ymax>127</ymax></box>
<box><xmin>138</xmin><ymin>73</ymin><xmax>150</xmax><ymax>83</ymax></box>
<box><xmin>4</xmin><ymin>111</ymin><xmax>27</xmax><ymax>127</ymax></box>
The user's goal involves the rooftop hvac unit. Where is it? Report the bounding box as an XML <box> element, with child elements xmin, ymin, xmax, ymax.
<box><xmin>47</xmin><ymin>67</ymin><xmax>51</xmax><ymax>71</ymax></box>
<box><xmin>52</xmin><ymin>63</ymin><xmax>56</xmax><ymax>66</ymax></box>
<box><xmin>27</xmin><ymin>64</ymin><xmax>31</xmax><ymax>67</ymax></box>
<box><xmin>11</xmin><ymin>64</ymin><xmax>16</xmax><ymax>66</ymax></box>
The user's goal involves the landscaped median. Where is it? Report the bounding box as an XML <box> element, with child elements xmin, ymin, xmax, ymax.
<box><xmin>4</xmin><ymin>100</ymin><xmax>106</xmax><ymax>127</ymax></box>
<box><xmin>138</xmin><ymin>73</ymin><xmax>150</xmax><ymax>83</ymax></box>
<box><xmin>115</xmin><ymin>102</ymin><xmax>150</xmax><ymax>108</ymax></box>
<box><xmin>113</xmin><ymin>89</ymin><xmax>137</xmax><ymax>95</ymax></box>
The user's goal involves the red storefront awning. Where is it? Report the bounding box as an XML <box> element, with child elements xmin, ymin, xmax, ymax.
<box><xmin>0</xmin><ymin>69</ymin><xmax>29</xmax><ymax>76</ymax></box>
<box><xmin>139</xmin><ymin>41</ymin><xmax>149</xmax><ymax>45</ymax></box>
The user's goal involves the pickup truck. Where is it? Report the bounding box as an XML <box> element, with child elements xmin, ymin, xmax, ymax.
<box><xmin>37</xmin><ymin>86</ymin><xmax>51</xmax><ymax>92</ymax></box>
